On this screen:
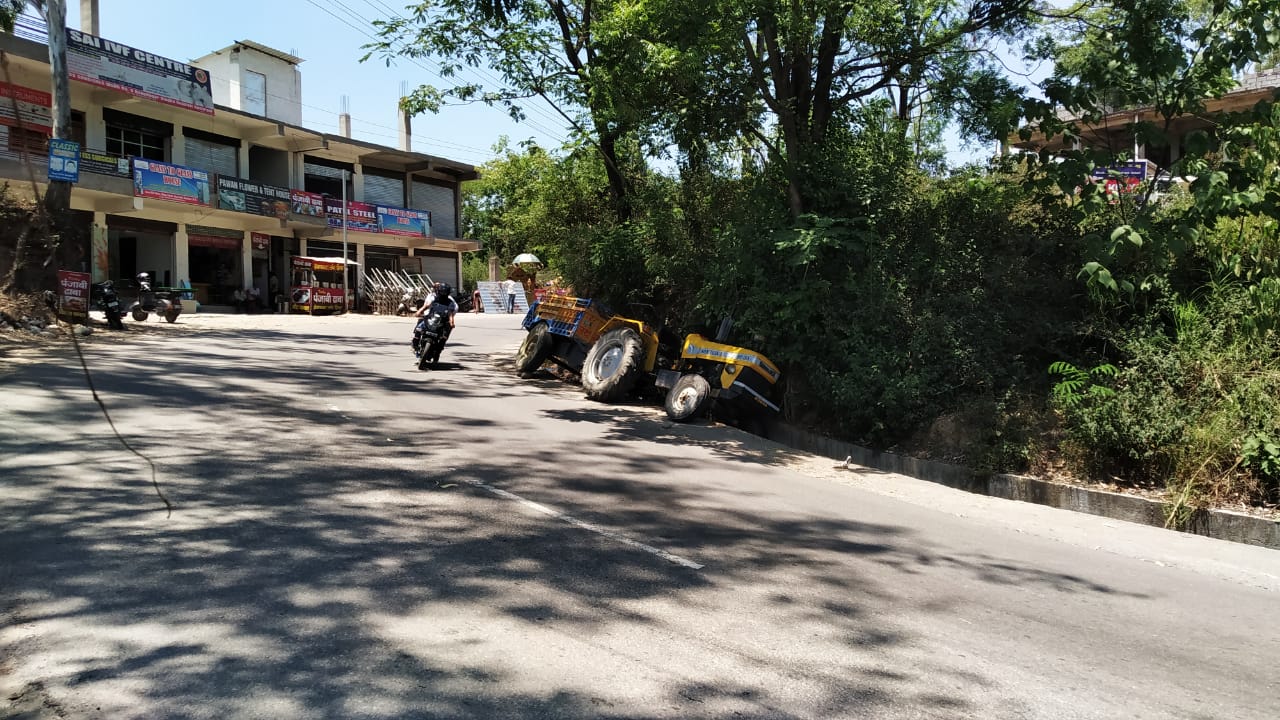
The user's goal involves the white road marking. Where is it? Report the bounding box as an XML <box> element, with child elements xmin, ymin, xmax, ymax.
<box><xmin>466</xmin><ymin>480</ymin><xmax>705</xmax><ymax>570</ymax></box>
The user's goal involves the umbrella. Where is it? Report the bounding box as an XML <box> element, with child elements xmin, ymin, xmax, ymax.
<box><xmin>513</xmin><ymin>253</ymin><xmax>542</xmax><ymax>266</ymax></box>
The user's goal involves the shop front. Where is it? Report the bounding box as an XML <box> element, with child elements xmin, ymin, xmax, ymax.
<box><xmin>186</xmin><ymin>225</ymin><xmax>243</xmax><ymax>306</ymax></box>
<box><xmin>104</xmin><ymin>216</ymin><xmax>177</xmax><ymax>287</ymax></box>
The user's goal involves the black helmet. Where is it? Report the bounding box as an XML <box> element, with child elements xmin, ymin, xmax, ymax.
<box><xmin>437</xmin><ymin>283</ymin><xmax>452</xmax><ymax>299</ymax></box>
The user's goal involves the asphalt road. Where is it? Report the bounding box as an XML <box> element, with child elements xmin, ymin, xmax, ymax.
<box><xmin>2</xmin><ymin>311</ymin><xmax>1279</xmax><ymax>720</ymax></box>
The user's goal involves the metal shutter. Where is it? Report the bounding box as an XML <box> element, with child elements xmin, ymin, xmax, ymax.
<box><xmin>418</xmin><ymin>252</ymin><xmax>458</xmax><ymax>289</ymax></box>
<box><xmin>412</xmin><ymin>181</ymin><xmax>455</xmax><ymax>238</ymax></box>
<box><xmin>184</xmin><ymin>136</ymin><xmax>237</xmax><ymax>178</ymax></box>
<box><xmin>363</xmin><ymin>173</ymin><xmax>405</xmax><ymax>207</ymax></box>
<box><xmin>304</xmin><ymin>162</ymin><xmax>344</xmax><ymax>179</ymax></box>
<box><xmin>364</xmin><ymin>245</ymin><xmax>408</xmax><ymax>273</ymax></box>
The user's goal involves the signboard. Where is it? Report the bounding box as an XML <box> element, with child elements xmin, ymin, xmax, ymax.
<box><xmin>217</xmin><ymin>176</ymin><xmax>291</xmax><ymax>218</ymax></box>
<box><xmin>251</xmin><ymin>232</ymin><xmax>270</xmax><ymax>259</ymax></box>
<box><xmin>376</xmin><ymin>206</ymin><xmax>431</xmax><ymax>238</ymax></box>
<box><xmin>0</xmin><ymin>82</ymin><xmax>52</xmax><ymax>133</ymax></box>
<box><xmin>79</xmin><ymin>149</ymin><xmax>131</xmax><ymax>177</ymax></box>
<box><xmin>325</xmin><ymin>198</ymin><xmax>379</xmax><ymax>232</ymax></box>
<box><xmin>133</xmin><ymin>159</ymin><xmax>210</xmax><ymax>205</ymax></box>
<box><xmin>67</xmin><ymin>29</ymin><xmax>214</xmax><ymax>115</ymax></box>
<box><xmin>325</xmin><ymin>199</ymin><xmax>432</xmax><ymax>237</ymax></box>
<box><xmin>1092</xmin><ymin>162</ymin><xmax>1148</xmax><ymax>198</ymax></box>
<box><xmin>48</xmin><ymin>139</ymin><xmax>80</xmax><ymax>182</ymax></box>
<box><xmin>309</xmin><ymin>286</ymin><xmax>346</xmax><ymax>313</ymax></box>
<box><xmin>57</xmin><ymin>270</ymin><xmax>91</xmax><ymax>323</ymax></box>
<box><xmin>290</xmin><ymin>189</ymin><xmax>325</xmax><ymax>218</ymax></box>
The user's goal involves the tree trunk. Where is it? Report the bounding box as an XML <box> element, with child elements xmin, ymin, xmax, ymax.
<box><xmin>595</xmin><ymin>128</ymin><xmax>631</xmax><ymax>222</ymax></box>
<box><xmin>2</xmin><ymin>0</ymin><xmax>77</xmax><ymax>295</ymax></box>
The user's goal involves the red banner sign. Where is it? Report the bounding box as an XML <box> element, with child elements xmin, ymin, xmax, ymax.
<box><xmin>57</xmin><ymin>270</ymin><xmax>91</xmax><ymax>323</ymax></box>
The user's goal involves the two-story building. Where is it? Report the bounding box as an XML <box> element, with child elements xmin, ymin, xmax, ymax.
<box><xmin>1</xmin><ymin>14</ymin><xmax>478</xmax><ymax>311</ymax></box>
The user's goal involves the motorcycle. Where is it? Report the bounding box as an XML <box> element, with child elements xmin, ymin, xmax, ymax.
<box><xmin>128</xmin><ymin>273</ymin><xmax>181</xmax><ymax>323</ymax></box>
<box><xmin>90</xmin><ymin>280</ymin><xmax>125</xmax><ymax>330</ymax></box>
<box><xmin>411</xmin><ymin>301</ymin><xmax>452</xmax><ymax>369</ymax></box>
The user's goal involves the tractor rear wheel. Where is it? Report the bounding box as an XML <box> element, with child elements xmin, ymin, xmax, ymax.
<box><xmin>582</xmin><ymin>327</ymin><xmax>645</xmax><ymax>402</ymax></box>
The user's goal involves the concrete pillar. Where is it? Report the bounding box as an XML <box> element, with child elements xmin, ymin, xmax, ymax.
<box><xmin>356</xmin><ymin>243</ymin><xmax>366</xmax><ymax>298</ymax></box>
<box><xmin>85</xmin><ymin>106</ymin><xmax>106</xmax><ymax>149</ymax></box>
<box><xmin>338</xmin><ymin>113</ymin><xmax>351</xmax><ymax>138</ymax></box>
<box><xmin>238</xmin><ymin>143</ymin><xmax>251</xmax><ymax>178</ymax></box>
<box><xmin>299</xmin><ymin>237</ymin><xmax>307</xmax><ymax>256</ymax></box>
<box><xmin>90</xmin><ymin>212</ymin><xmax>108</xmax><ymax>282</ymax></box>
<box><xmin>352</xmin><ymin>163</ymin><xmax>365</xmax><ymax>203</ymax></box>
<box><xmin>291</xmin><ymin>151</ymin><xmax>305</xmax><ymax>190</ymax></box>
<box><xmin>397</xmin><ymin>101</ymin><xmax>411</xmax><ymax>152</ymax></box>
<box><xmin>175</xmin><ymin>226</ymin><xmax>190</xmax><ymax>288</ymax></box>
<box><xmin>80</xmin><ymin>0</ymin><xmax>99</xmax><ymax>35</ymax></box>
<box><xmin>240</xmin><ymin>231</ymin><xmax>253</xmax><ymax>290</ymax></box>
<box><xmin>170</xmin><ymin>129</ymin><xmax>184</xmax><ymax>165</ymax></box>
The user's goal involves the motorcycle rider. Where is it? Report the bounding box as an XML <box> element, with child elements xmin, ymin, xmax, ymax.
<box><xmin>412</xmin><ymin>282</ymin><xmax>458</xmax><ymax>354</ymax></box>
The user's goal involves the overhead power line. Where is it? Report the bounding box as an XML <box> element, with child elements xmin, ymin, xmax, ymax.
<box><xmin>306</xmin><ymin>0</ymin><xmax>571</xmax><ymax>145</ymax></box>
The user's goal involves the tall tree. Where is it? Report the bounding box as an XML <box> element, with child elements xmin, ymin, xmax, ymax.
<box><xmin>644</xmin><ymin>0</ymin><xmax>1040</xmax><ymax>219</ymax></box>
<box><xmin>366</xmin><ymin>0</ymin><xmax>648</xmax><ymax>221</ymax></box>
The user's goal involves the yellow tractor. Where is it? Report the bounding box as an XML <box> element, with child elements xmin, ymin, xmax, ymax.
<box><xmin>651</xmin><ymin>334</ymin><xmax>781</xmax><ymax>424</ymax></box>
<box><xmin>517</xmin><ymin>296</ymin><xmax>782</xmax><ymax>426</ymax></box>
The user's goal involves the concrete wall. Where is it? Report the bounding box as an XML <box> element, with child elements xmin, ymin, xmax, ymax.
<box><xmin>196</xmin><ymin>51</ymin><xmax>237</xmax><ymax>110</ymax></box>
<box><xmin>194</xmin><ymin>46</ymin><xmax>302</xmax><ymax>125</ymax></box>
<box><xmin>232</xmin><ymin>48</ymin><xmax>302</xmax><ymax>126</ymax></box>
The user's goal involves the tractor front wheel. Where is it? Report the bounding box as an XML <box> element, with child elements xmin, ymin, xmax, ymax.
<box><xmin>664</xmin><ymin>374</ymin><xmax>711</xmax><ymax>422</ymax></box>
<box><xmin>515</xmin><ymin>322</ymin><xmax>553</xmax><ymax>375</ymax></box>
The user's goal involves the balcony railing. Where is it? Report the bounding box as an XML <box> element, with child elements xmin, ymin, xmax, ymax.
<box><xmin>0</xmin><ymin>137</ymin><xmax>131</xmax><ymax>178</ymax></box>
<box><xmin>11</xmin><ymin>14</ymin><xmax>48</xmax><ymax>44</ymax></box>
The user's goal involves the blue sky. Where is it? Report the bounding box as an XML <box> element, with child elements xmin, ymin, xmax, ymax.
<box><xmin>64</xmin><ymin>0</ymin><xmax>568</xmax><ymax>167</ymax></box>
<box><xmin>56</xmin><ymin>1</ymin><xmax>1025</xmax><ymax>170</ymax></box>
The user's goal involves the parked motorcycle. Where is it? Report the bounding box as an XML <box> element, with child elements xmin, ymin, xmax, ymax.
<box><xmin>395</xmin><ymin>290</ymin><xmax>423</xmax><ymax>316</ymax></box>
<box><xmin>91</xmin><ymin>280</ymin><xmax>125</xmax><ymax>330</ymax></box>
<box><xmin>412</xmin><ymin>300</ymin><xmax>452</xmax><ymax>369</ymax></box>
<box><xmin>128</xmin><ymin>273</ymin><xmax>181</xmax><ymax>323</ymax></box>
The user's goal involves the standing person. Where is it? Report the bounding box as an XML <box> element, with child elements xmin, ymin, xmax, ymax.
<box><xmin>505</xmin><ymin>277</ymin><xmax>518</xmax><ymax>313</ymax></box>
<box><xmin>268</xmin><ymin>273</ymin><xmax>280</xmax><ymax>310</ymax></box>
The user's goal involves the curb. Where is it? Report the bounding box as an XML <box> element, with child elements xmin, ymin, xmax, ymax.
<box><xmin>763</xmin><ymin>422</ymin><xmax>1280</xmax><ymax>551</ymax></box>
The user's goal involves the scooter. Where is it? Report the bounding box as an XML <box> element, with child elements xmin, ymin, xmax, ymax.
<box><xmin>91</xmin><ymin>280</ymin><xmax>125</xmax><ymax>330</ymax></box>
<box><xmin>412</xmin><ymin>301</ymin><xmax>452</xmax><ymax>369</ymax></box>
<box><xmin>128</xmin><ymin>273</ymin><xmax>181</xmax><ymax>323</ymax></box>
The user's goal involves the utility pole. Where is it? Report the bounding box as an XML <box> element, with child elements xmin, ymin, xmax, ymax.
<box><xmin>341</xmin><ymin>170</ymin><xmax>349</xmax><ymax>313</ymax></box>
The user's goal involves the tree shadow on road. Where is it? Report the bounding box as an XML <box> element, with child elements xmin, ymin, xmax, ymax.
<box><xmin>0</xmin><ymin>325</ymin><xmax>1167</xmax><ymax>719</ymax></box>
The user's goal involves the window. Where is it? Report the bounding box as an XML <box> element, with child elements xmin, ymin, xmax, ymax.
<box><xmin>106</xmin><ymin>125</ymin><xmax>165</xmax><ymax>161</ymax></box>
<box><xmin>244</xmin><ymin>70</ymin><xmax>266</xmax><ymax>116</ymax></box>
<box><xmin>6</xmin><ymin>126</ymin><xmax>48</xmax><ymax>155</ymax></box>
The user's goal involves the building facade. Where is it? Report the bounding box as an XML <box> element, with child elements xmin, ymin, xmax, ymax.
<box><xmin>1011</xmin><ymin>69</ymin><xmax>1280</xmax><ymax>172</ymax></box>
<box><xmin>0</xmin><ymin>19</ymin><xmax>478</xmax><ymax>311</ymax></box>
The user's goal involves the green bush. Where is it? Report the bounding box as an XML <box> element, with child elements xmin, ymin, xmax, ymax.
<box><xmin>1056</xmin><ymin>283</ymin><xmax>1280</xmax><ymax>506</ymax></box>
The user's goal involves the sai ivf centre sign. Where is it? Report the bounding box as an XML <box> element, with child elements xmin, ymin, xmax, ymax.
<box><xmin>66</xmin><ymin>29</ymin><xmax>214</xmax><ymax>115</ymax></box>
